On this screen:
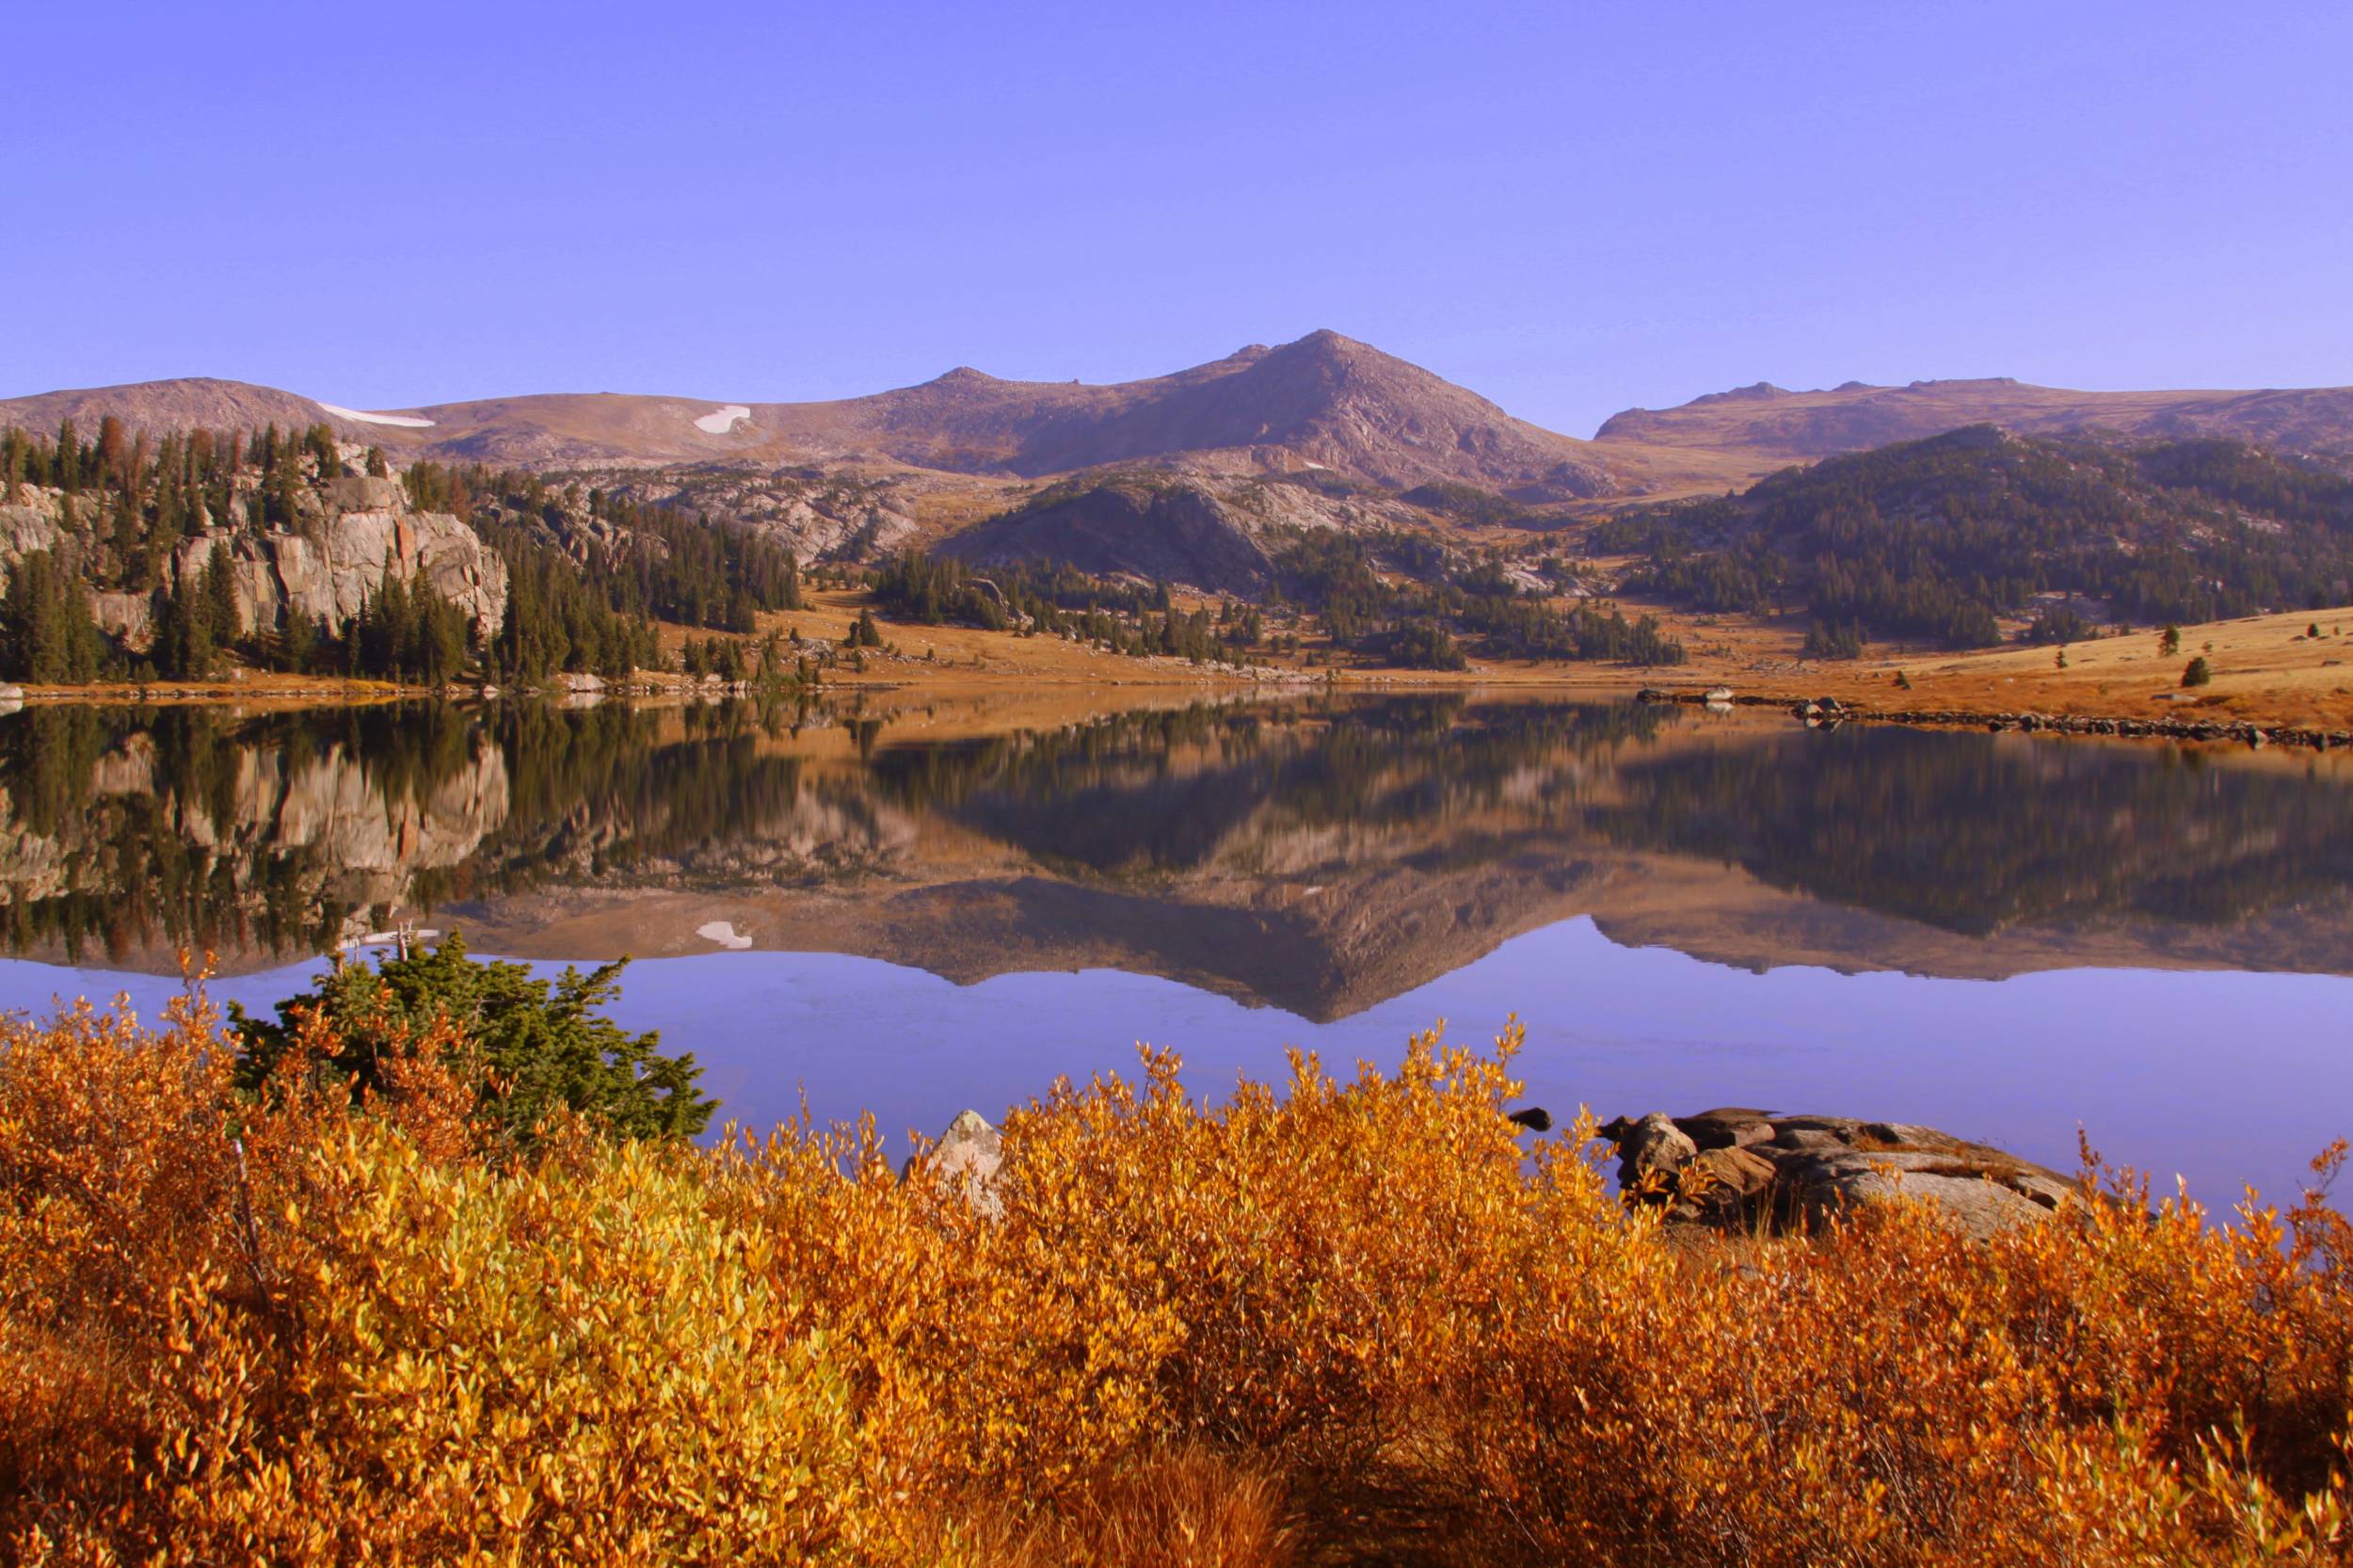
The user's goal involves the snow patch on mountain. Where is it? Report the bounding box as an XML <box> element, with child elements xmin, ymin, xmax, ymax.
<box><xmin>318</xmin><ymin>403</ymin><xmax>436</xmax><ymax>428</ymax></box>
<box><xmin>694</xmin><ymin>405</ymin><xmax>753</xmax><ymax>434</ymax></box>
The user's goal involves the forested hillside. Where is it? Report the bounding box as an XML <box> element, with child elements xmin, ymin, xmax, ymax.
<box><xmin>0</xmin><ymin>420</ymin><xmax>804</xmax><ymax>685</ymax></box>
<box><xmin>872</xmin><ymin>533</ymin><xmax>1685</xmax><ymax>670</ymax></box>
<box><xmin>405</xmin><ymin>462</ymin><xmax>805</xmax><ymax>631</ymax></box>
<box><xmin>0</xmin><ymin>418</ymin><xmax>505</xmax><ymax>683</ymax></box>
<box><xmin>14</xmin><ymin>408</ymin><xmax>2352</xmax><ymax>685</ymax></box>
<box><xmin>1599</xmin><ymin>427</ymin><xmax>2353</xmax><ymax>648</ymax></box>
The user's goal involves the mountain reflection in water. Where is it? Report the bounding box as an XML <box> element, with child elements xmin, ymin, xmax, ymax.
<box><xmin>4</xmin><ymin>693</ymin><xmax>2353</xmax><ymax>1016</ymax></box>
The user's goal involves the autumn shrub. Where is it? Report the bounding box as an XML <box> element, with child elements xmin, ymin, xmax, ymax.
<box><xmin>973</xmin><ymin>1031</ymin><xmax>1542</xmax><ymax>1478</ymax></box>
<box><xmin>181</xmin><ymin>1126</ymin><xmax>867</xmax><ymax>1565</ymax></box>
<box><xmin>3</xmin><ymin>987</ymin><xmax>2349</xmax><ymax>1565</ymax></box>
<box><xmin>1452</xmin><ymin>1152</ymin><xmax>2353</xmax><ymax>1566</ymax></box>
<box><xmin>0</xmin><ymin>984</ymin><xmax>473</xmax><ymax>1561</ymax></box>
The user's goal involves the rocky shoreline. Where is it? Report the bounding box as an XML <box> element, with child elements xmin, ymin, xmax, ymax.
<box><xmin>1641</xmin><ymin>686</ymin><xmax>2352</xmax><ymax>752</ymax></box>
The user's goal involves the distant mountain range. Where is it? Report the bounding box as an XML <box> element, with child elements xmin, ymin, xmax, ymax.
<box><xmin>0</xmin><ymin>331</ymin><xmax>1612</xmax><ymax>499</ymax></box>
<box><xmin>1594</xmin><ymin>376</ymin><xmax>2353</xmax><ymax>466</ymax></box>
<box><xmin>11</xmin><ymin>333</ymin><xmax>2350</xmax><ymax>507</ymax></box>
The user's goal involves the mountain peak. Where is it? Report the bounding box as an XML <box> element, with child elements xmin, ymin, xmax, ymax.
<box><xmin>1278</xmin><ymin>328</ymin><xmax>1376</xmax><ymax>360</ymax></box>
<box><xmin>1691</xmin><ymin>381</ymin><xmax>1791</xmax><ymax>406</ymax></box>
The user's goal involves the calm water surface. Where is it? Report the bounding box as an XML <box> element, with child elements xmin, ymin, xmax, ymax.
<box><xmin>3</xmin><ymin>692</ymin><xmax>2348</xmax><ymax>1205</ymax></box>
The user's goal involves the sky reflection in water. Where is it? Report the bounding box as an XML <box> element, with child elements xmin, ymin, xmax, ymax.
<box><xmin>6</xmin><ymin>914</ymin><xmax>2344</xmax><ymax>1214</ymax></box>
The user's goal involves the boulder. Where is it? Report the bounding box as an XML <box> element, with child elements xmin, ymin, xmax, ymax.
<box><xmin>904</xmin><ymin>1109</ymin><xmax>1004</xmax><ymax>1218</ymax></box>
<box><xmin>1603</xmin><ymin>1109</ymin><xmax>2080</xmax><ymax>1242</ymax></box>
<box><xmin>1673</xmin><ymin>1108</ymin><xmax>1775</xmax><ymax>1150</ymax></box>
<box><xmin>1668</xmin><ymin>1144</ymin><xmax>1783</xmax><ymax>1228</ymax></box>
<box><xmin>1613</xmin><ymin>1112</ymin><xmax>1697</xmax><ymax>1192</ymax></box>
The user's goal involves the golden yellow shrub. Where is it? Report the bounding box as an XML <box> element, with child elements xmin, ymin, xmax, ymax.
<box><xmin>1454</xmin><ymin>1163</ymin><xmax>2353</xmax><ymax>1565</ymax></box>
<box><xmin>165</xmin><ymin>1128</ymin><xmax>862</xmax><ymax>1566</ymax></box>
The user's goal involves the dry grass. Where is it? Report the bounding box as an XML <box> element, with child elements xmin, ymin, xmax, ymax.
<box><xmin>940</xmin><ymin>1445</ymin><xmax>1296</xmax><ymax>1568</ymax></box>
<box><xmin>1619</xmin><ymin>602</ymin><xmax>2353</xmax><ymax>730</ymax></box>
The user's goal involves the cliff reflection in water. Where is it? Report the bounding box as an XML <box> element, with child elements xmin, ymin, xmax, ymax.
<box><xmin>5</xmin><ymin>694</ymin><xmax>2352</xmax><ymax>1014</ymax></box>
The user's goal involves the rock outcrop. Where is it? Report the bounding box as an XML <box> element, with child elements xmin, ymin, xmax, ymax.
<box><xmin>168</xmin><ymin>476</ymin><xmax>507</xmax><ymax>644</ymax></box>
<box><xmin>1600</xmin><ymin>1109</ymin><xmax>2079</xmax><ymax>1241</ymax></box>
<box><xmin>0</xmin><ymin>477</ymin><xmax>507</xmax><ymax>650</ymax></box>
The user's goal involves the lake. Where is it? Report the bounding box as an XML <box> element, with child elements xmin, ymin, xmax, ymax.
<box><xmin>3</xmin><ymin>689</ymin><xmax>2349</xmax><ymax>1208</ymax></box>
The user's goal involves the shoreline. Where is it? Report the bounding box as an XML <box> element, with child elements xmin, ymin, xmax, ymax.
<box><xmin>8</xmin><ymin>598</ymin><xmax>2352</xmax><ymax>738</ymax></box>
<box><xmin>9</xmin><ymin>667</ymin><xmax>2348</xmax><ymax>748</ymax></box>
<box><xmin>1639</xmin><ymin>687</ymin><xmax>2353</xmax><ymax>752</ymax></box>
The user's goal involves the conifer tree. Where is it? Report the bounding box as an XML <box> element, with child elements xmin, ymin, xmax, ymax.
<box><xmin>155</xmin><ymin>579</ymin><xmax>215</xmax><ymax>680</ymax></box>
<box><xmin>0</xmin><ymin>551</ymin><xmax>102</xmax><ymax>683</ymax></box>
<box><xmin>280</xmin><ymin>605</ymin><xmax>317</xmax><ymax>673</ymax></box>
<box><xmin>108</xmin><ymin>488</ymin><xmax>142</xmax><ymax>583</ymax></box>
<box><xmin>201</xmin><ymin>542</ymin><xmax>241</xmax><ymax>649</ymax></box>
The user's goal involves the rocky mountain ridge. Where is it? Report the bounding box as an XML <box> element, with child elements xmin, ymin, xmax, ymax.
<box><xmin>1597</xmin><ymin>376</ymin><xmax>2353</xmax><ymax>463</ymax></box>
<box><xmin>0</xmin><ymin>331</ymin><xmax>1622</xmax><ymax>500</ymax></box>
<box><xmin>15</xmin><ymin>342</ymin><xmax>2353</xmax><ymax>507</ymax></box>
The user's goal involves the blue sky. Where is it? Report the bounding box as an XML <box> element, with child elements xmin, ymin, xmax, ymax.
<box><xmin>5</xmin><ymin>1</ymin><xmax>2347</xmax><ymax>434</ymax></box>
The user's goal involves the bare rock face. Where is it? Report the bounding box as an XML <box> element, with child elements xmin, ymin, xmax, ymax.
<box><xmin>88</xmin><ymin>591</ymin><xmax>153</xmax><ymax>647</ymax></box>
<box><xmin>0</xmin><ymin>504</ymin><xmax>65</xmax><ymax>569</ymax></box>
<box><xmin>171</xmin><ymin>490</ymin><xmax>508</xmax><ymax>643</ymax></box>
<box><xmin>326</xmin><ymin>475</ymin><xmax>405</xmax><ymax>512</ymax></box>
<box><xmin>1601</xmin><ymin>1109</ymin><xmax>2078</xmax><ymax>1242</ymax></box>
<box><xmin>0</xmin><ymin>502</ymin><xmax>74</xmax><ymax>604</ymax></box>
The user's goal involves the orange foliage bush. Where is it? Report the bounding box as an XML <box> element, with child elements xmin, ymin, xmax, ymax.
<box><xmin>2</xmin><ymin>999</ymin><xmax>2348</xmax><ymax>1564</ymax></box>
